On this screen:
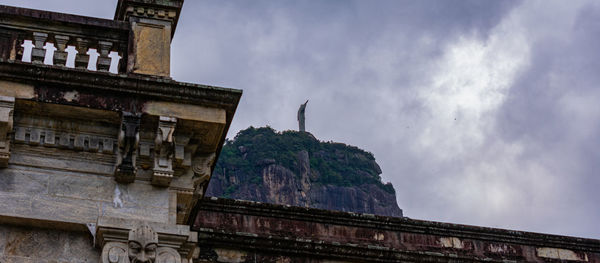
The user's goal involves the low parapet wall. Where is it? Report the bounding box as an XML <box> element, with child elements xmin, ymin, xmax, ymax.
<box><xmin>193</xmin><ymin>197</ymin><xmax>600</xmax><ymax>262</ymax></box>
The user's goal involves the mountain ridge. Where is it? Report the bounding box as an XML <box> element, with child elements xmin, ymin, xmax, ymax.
<box><xmin>207</xmin><ymin>126</ymin><xmax>403</xmax><ymax>217</ymax></box>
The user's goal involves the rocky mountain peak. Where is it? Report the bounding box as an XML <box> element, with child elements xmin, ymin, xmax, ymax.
<box><xmin>207</xmin><ymin>126</ymin><xmax>403</xmax><ymax>217</ymax></box>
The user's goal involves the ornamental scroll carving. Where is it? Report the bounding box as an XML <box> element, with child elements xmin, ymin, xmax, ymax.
<box><xmin>101</xmin><ymin>224</ymin><xmax>181</xmax><ymax>263</ymax></box>
<box><xmin>192</xmin><ymin>153</ymin><xmax>216</xmax><ymax>195</ymax></box>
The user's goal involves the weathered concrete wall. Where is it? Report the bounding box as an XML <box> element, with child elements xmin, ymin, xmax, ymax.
<box><xmin>193</xmin><ymin>198</ymin><xmax>600</xmax><ymax>263</ymax></box>
<box><xmin>0</xmin><ymin>164</ymin><xmax>171</xmax><ymax>226</ymax></box>
<box><xmin>0</xmin><ymin>224</ymin><xmax>98</xmax><ymax>263</ymax></box>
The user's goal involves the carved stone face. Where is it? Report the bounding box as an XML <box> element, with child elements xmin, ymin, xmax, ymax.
<box><xmin>128</xmin><ymin>224</ymin><xmax>159</xmax><ymax>263</ymax></box>
<box><xmin>128</xmin><ymin>240</ymin><xmax>157</xmax><ymax>263</ymax></box>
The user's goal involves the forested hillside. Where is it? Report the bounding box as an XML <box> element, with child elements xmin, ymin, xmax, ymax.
<box><xmin>207</xmin><ymin>127</ymin><xmax>402</xmax><ymax>217</ymax></box>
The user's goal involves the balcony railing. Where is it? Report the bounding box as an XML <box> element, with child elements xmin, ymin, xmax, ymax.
<box><xmin>0</xmin><ymin>5</ymin><xmax>130</xmax><ymax>74</ymax></box>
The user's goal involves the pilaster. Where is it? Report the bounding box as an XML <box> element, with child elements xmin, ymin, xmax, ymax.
<box><xmin>114</xmin><ymin>0</ymin><xmax>184</xmax><ymax>77</ymax></box>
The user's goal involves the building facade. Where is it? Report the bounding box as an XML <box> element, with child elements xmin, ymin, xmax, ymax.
<box><xmin>0</xmin><ymin>1</ymin><xmax>240</xmax><ymax>262</ymax></box>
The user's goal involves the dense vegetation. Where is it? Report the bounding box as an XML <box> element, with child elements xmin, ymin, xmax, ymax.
<box><xmin>215</xmin><ymin>126</ymin><xmax>395</xmax><ymax>194</ymax></box>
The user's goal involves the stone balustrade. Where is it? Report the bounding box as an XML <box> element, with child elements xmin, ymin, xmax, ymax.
<box><xmin>24</xmin><ymin>32</ymin><xmax>122</xmax><ymax>73</ymax></box>
<box><xmin>0</xmin><ymin>5</ymin><xmax>129</xmax><ymax>74</ymax></box>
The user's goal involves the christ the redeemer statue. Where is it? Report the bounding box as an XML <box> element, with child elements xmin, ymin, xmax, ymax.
<box><xmin>297</xmin><ymin>100</ymin><xmax>308</xmax><ymax>132</ymax></box>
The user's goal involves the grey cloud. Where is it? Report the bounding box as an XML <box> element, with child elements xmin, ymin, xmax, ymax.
<box><xmin>494</xmin><ymin>1</ymin><xmax>600</xmax><ymax>237</ymax></box>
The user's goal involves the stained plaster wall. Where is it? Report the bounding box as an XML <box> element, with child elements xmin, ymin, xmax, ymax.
<box><xmin>0</xmin><ymin>224</ymin><xmax>98</xmax><ymax>263</ymax></box>
<box><xmin>0</xmin><ymin>163</ymin><xmax>171</xmax><ymax>227</ymax></box>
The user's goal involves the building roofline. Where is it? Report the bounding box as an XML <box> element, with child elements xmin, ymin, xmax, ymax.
<box><xmin>195</xmin><ymin>197</ymin><xmax>600</xmax><ymax>252</ymax></box>
<box><xmin>0</xmin><ymin>5</ymin><xmax>129</xmax><ymax>30</ymax></box>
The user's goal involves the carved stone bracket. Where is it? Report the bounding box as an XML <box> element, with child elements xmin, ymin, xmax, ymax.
<box><xmin>142</xmin><ymin>101</ymin><xmax>228</xmax><ymax>224</ymax></box>
<box><xmin>174</xmin><ymin>133</ymin><xmax>192</xmax><ymax>168</ymax></box>
<box><xmin>101</xmin><ymin>224</ymin><xmax>182</xmax><ymax>263</ymax></box>
<box><xmin>171</xmin><ymin>153</ymin><xmax>216</xmax><ymax>224</ymax></box>
<box><xmin>0</xmin><ymin>96</ymin><xmax>15</xmax><ymax>167</ymax></box>
<box><xmin>116</xmin><ymin>112</ymin><xmax>141</xmax><ymax>183</ymax></box>
<box><xmin>152</xmin><ymin>116</ymin><xmax>177</xmax><ymax>186</ymax></box>
<box><xmin>191</xmin><ymin>153</ymin><xmax>216</xmax><ymax>197</ymax></box>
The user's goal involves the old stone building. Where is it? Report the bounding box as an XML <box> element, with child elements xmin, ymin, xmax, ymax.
<box><xmin>0</xmin><ymin>1</ymin><xmax>599</xmax><ymax>262</ymax></box>
<box><xmin>0</xmin><ymin>0</ymin><xmax>239</xmax><ymax>262</ymax></box>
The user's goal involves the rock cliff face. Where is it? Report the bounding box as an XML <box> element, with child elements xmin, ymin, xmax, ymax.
<box><xmin>206</xmin><ymin>127</ymin><xmax>403</xmax><ymax>217</ymax></box>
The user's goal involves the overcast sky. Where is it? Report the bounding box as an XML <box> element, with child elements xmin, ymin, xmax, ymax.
<box><xmin>4</xmin><ymin>0</ymin><xmax>600</xmax><ymax>238</ymax></box>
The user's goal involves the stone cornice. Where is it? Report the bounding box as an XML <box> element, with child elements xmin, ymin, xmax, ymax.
<box><xmin>195</xmin><ymin>229</ymin><xmax>502</xmax><ymax>263</ymax></box>
<box><xmin>0</xmin><ymin>60</ymin><xmax>241</xmax><ymax>114</ymax></box>
<box><xmin>114</xmin><ymin>0</ymin><xmax>184</xmax><ymax>37</ymax></box>
<box><xmin>194</xmin><ymin>198</ymin><xmax>600</xmax><ymax>253</ymax></box>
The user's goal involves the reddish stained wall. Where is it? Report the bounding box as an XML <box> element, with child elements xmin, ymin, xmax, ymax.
<box><xmin>193</xmin><ymin>199</ymin><xmax>600</xmax><ymax>262</ymax></box>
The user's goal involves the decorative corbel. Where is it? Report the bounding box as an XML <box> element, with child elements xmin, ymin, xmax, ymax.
<box><xmin>174</xmin><ymin>133</ymin><xmax>192</xmax><ymax>168</ymax></box>
<box><xmin>191</xmin><ymin>153</ymin><xmax>216</xmax><ymax>197</ymax></box>
<box><xmin>0</xmin><ymin>96</ymin><xmax>15</xmax><ymax>167</ymax></box>
<box><xmin>152</xmin><ymin>116</ymin><xmax>177</xmax><ymax>186</ymax></box>
<box><xmin>101</xmin><ymin>224</ymin><xmax>181</xmax><ymax>263</ymax></box>
<box><xmin>115</xmin><ymin>112</ymin><xmax>141</xmax><ymax>183</ymax></box>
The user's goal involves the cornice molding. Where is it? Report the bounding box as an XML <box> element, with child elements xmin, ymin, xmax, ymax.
<box><xmin>194</xmin><ymin>198</ymin><xmax>600</xmax><ymax>253</ymax></box>
<box><xmin>0</xmin><ymin>60</ymin><xmax>241</xmax><ymax>114</ymax></box>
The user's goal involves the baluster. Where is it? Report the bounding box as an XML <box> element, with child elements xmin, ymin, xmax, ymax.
<box><xmin>97</xmin><ymin>41</ymin><xmax>113</xmax><ymax>72</ymax></box>
<box><xmin>86</xmin><ymin>42</ymin><xmax>99</xmax><ymax>71</ymax></box>
<box><xmin>17</xmin><ymin>35</ymin><xmax>29</xmax><ymax>62</ymax></box>
<box><xmin>43</xmin><ymin>37</ymin><xmax>57</xmax><ymax>65</ymax></box>
<box><xmin>0</xmin><ymin>32</ymin><xmax>11</xmax><ymax>60</ymax></box>
<box><xmin>31</xmin><ymin>32</ymin><xmax>48</xmax><ymax>64</ymax></box>
<box><xmin>75</xmin><ymin>38</ymin><xmax>90</xmax><ymax>69</ymax></box>
<box><xmin>9</xmin><ymin>33</ymin><xmax>20</xmax><ymax>60</ymax></box>
<box><xmin>0</xmin><ymin>32</ymin><xmax>20</xmax><ymax>61</ymax></box>
<box><xmin>109</xmin><ymin>51</ymin><xmax>122</xmax><ymax>74</ymax></box>
<box><xmin>54</xmin><ymin>35</ymin><xmax>70</xmax><ymax>67</ymax></box>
